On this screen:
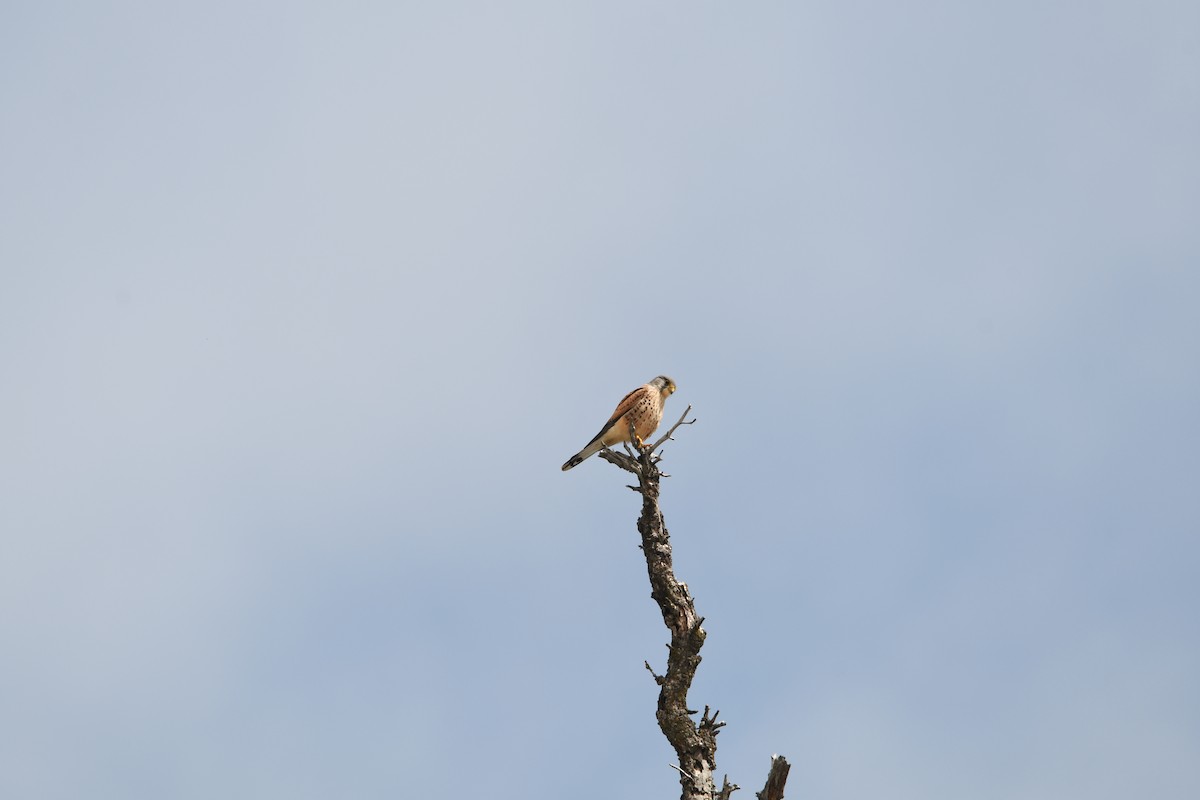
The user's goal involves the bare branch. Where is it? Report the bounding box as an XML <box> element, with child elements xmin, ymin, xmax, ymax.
<box><xmin>718</xmin><ymin>775</ymin><xmax>741</xmax><ymax>800</ymax></box>
<box><xmin>700</xmin><ymin>705</ymin><xmax>727</xmax><ymax>734</ymax></box>
<box><xmin>649</xmin><ymin>404</ymin><xmax>696</xmax><ymax>451</ymax></box>
<box><xmin>755</xmin><ymin>755</ymin><xmax>791</xmax><ymax>800</ymax></box>
<box><xmin>597</xmin><ymin>445</ymin><xmax>640</xmax><ymax>475</ymax></box>
<box><xmin>595</xmin><ymin>403</ymin><xmax>790</xmax><ymax>800</ymax></box>
<box><xmin>600</xmin><ymin>408</ymin><xmax>718</xmax><ymax>799</ymax></box>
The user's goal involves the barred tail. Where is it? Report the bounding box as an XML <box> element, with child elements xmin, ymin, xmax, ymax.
<box><xmin>561</xmin><ymin>441</ymin><xmax>602</xmax><ymax>471</ymax></box>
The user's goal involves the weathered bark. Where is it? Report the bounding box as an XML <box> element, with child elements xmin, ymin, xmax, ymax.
<box><xmin>598</xmin><ymin>407</ymin><xmax>789</xmax><ymax>800</ymax></box>
<box><xmin>756</xmin><ymin>755</ymin><xmax>791</xmax><ymax>800</ymax></box>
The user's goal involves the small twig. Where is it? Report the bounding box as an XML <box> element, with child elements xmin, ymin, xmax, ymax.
<box><xmin>700</xmin><ymin>706</ymin><xmax>727</xmax><ymax>733</ymax></box>
<box><xmin>645</xmin><ymin>660</ymin><xmax>665</xmax><ymax>685</ymax></box>
<box><xmin>649</xmin><ymin>404</ymin><xmax>696</xmax><ymax>451</ymax></box>
<box><xmin>668</xmin><ymin>764</ymin><xmax>695</xmax><ymax>785</ymax></box>
<box><xmin>718</xmin><ymin>775</ymin><xmax>741</xmax><ymax>800</ymax></box>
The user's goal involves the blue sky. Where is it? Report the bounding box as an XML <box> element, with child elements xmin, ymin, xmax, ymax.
<box><xmin>2</xmin><ymin>2</ymin><xmax>1198</xmax><ymax>798</ymax></box>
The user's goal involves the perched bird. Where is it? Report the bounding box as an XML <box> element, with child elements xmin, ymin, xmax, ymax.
<box><xmin>562</xmin><ymin>375</ymin><xmax>677</xmax><ymax>471</ymax></box>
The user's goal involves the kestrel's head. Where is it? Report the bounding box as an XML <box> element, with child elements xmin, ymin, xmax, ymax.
<box><xmin>650</xmin><ymin>375</ymin><xmax>677</xmax><ymax>396</ymax></box>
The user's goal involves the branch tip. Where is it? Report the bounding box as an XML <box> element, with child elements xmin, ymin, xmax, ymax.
<box><xmin>717</xmin><ymin>775</ymin><xmax>741</xmax><ymax>800</ymax></box>
<box><xmin>648</xmin><ymin>405</ymin><xmax>696</xmax><ymax>451</ymax></box>
<box><xmin>755</xmin><ymin>755</ymin><xmax>791</xmax><ymax>800</ymax></box>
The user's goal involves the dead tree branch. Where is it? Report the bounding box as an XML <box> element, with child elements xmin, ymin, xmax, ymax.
<box><xmin>599</xmin><ymin>405</ymin><xmax>790</xmax><ymax>800</ymax></box>
<box><xmin>756</xmin><ymin>755</ymin><xmax>791</xmax><ymax>800</ymax></box>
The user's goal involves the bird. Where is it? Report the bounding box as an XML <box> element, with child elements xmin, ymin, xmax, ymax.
<box><xmin>562</xmin><ymin>375</ymin><xmax>677</xmax><ymax>471</ymax></box>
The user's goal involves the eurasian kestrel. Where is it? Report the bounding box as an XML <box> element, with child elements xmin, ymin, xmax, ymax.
<box><xmin>561</xmin><ymin>375</ymin><xmax>677</xmax><ymax>471</ymax></box>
